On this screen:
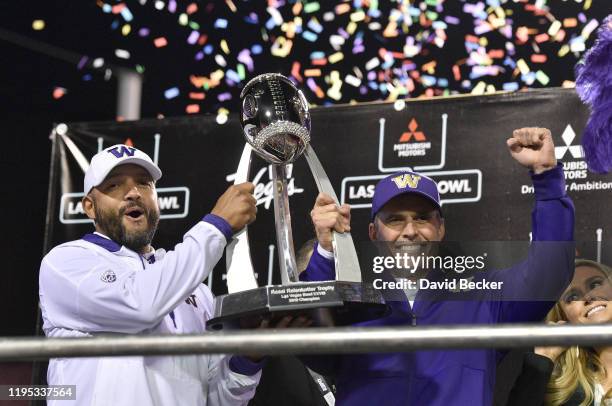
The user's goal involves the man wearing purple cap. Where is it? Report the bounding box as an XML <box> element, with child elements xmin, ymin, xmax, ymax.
<box><xmin>300</xmin><ymin>128</ymin><xmax>575</xmax><ymax>405</ymax></box>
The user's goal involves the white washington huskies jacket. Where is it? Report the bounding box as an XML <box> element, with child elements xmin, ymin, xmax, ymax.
<box><xmin>39</xmin><ymin>218</ymin><xmax>262</xmax><ymax>406</ymax></box>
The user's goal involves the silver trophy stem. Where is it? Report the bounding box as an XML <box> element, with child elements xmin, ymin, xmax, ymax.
<box><xmin>303</xmin><ymin>145</ymin><xmax>362</xmax><ymax>282</ymax></box>
<box><xmin>271</xmin><ymin>165</ymin><xmax>300</xmax><ymax>284</ymax></box>
<box><xmin>226</xmin><ymin>144</ymin><xmax>259</xmax><ymax>293</ymax></box>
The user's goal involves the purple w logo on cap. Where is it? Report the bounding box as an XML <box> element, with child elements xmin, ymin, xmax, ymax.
<box><xmin>371</xmin><ymin>171</ymin><xmax>440</xmax><ymax>220</ymax></box>
<box><xmin>107</xmin><ymin>146</ymin><xmax>136</xmax><ymax>158</ymax></box>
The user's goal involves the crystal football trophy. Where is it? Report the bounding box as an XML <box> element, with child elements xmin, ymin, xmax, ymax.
<box><xmin>207</xmin><ymin>73</ymin><xmax>388</xmax><ymax>330</ymax></box>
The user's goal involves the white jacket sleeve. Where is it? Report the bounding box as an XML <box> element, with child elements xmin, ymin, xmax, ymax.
<box><xmin>39</xmin><ymin>221</ymin><xmax>226</xmax><ymax>333</ymax></box>
<box><xmin>194</xmin><ymin>284</ymin><xmax>262</xmax><ymax>405</ymax></box>
<box><xmin>205</xmin><ymin>355</ymin><xmax>262</xmax><ymax>405</ymax></box>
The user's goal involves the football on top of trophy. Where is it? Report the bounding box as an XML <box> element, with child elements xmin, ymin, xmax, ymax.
<box><xmin>240</xmin><ymin>73</ymin><xmax>311</xmax><ymax>164</ymax></box>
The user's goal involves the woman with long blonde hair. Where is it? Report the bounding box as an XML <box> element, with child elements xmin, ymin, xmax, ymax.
<box><xmin>537</xmin><ymin>259</ymin><xmax>612</xmax><ymax>406</ymax></box>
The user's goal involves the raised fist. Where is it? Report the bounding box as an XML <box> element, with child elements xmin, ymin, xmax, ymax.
<box><xmin>507</xmin><ymin>127</ymin><xmax>557</xmax><ymax>174</ymax></box>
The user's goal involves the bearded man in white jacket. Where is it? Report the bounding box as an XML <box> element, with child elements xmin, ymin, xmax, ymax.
<box><xmin>39</xmin><ymin>144</ymin><xmax>265</xmax><ymax>406</ymax></box>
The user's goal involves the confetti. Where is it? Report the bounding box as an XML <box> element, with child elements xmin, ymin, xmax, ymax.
<box><xmin>32</xmin><ymin>20</ymin><xmax>45</xmax><ymax>30</ymax></box>
<box><xmin>178</xmin><ymin>13</ymin><xmax>188</xmax><ymax>26</ymax></box>
<box><xmin>271</xmin><ymin>37</ymin><xmax>292</xmax><ymax>57</ymax></box>
<box><xmin>237</xmin><ymin>49</ymin><xmax>254</xmax><ymax>71</ymax></box>
<box><xmin>189</xmin><ymin>92</ymin><xmax>205</xmax><ymax>100</ymax></box>
<box><xmin>120</xmin><ymin>6</ymin><xmax>133</xmax><ymax>22</ymax></box>
<box><xmin>112</xmin><ymin>3</ymin><xmax>126</xmax><ymax>14</ymax></box>
<box><xmin>548</xmin><ymin>20</ymin><xmax>562</xmax><ymax>37</ymax></box>
<box><xmin>517</xmin><ymin>59</ymin><xmax>530</xmax><ymax>75</ymax></box>
<box><xmin>471</xmin><ymin>81</ymin><xmax>486</xmax><ymax>95</ymax></box>
<box><xmin>267</xmin><ymin>7</ymin><xmax>283</xmax><ymax>28</ymax></box>
<box><xmin>225</xmin><ymin>0</ymin><xmax>237</xmax><ymax>13</ymax></box>
<box><xmin>186</xmin><ymin>104</ymin><xmax>200</xmax><ymax>114</ymax></box>
<box><xmin>302</xmin><ymin>31</ymin><xmax>318</xmax><ymax>42</ymax></box>
<box><xmin>304</xmin><ymin>2</ymin><xmax>320</xmax><ymax>14</ymax></box>
<box><xmin>304</xmin><ymin>69</ymin><xmax>322</xmax><ymax>77</ymax></box>
<box><xmin>187</xmin><ymin>31</ymin><xmax>199</xmax><ymax>45</ymax></box>
<box><xmin>65</xmin><ymin>0</ymin><xmax>603</xmax><ymax>113</ymax></box>
<box><xmin>218</xmin><ymin>92</ymin><xmax>232</xmax><ymax>101</ymax></box>
<box><xmin>563</xmin><ymin>18</ymin><xmax>578</xmax><ymax>28</ymax></box>
<box><xmin>216</xmin><ymin>109</ymin><xmax>229</xmax><ymax>124</ymax></box>
<box><xmin>345</xmin><ymin>74</ymin><xmax>361</xmax><ymax>87</ymax></box>
<box><xmin>365</xmin><ymin>57</ymin><xmax>380</xmax><ymax>71</ymax></box>
<box><xmin>307</xmin><ymin>18</ymin><xmax>323</xmax><ymax>34</ymax></box>
<box><xmin>503</xmin><ymin>82</ymin><xmax>519</xmax><ymax>91</ymax></box>
<box><xmin>581</xmin><ymin>19</ymin><xmax>599</xmax><ymax>39</ymax></box>
<box><xmin>154</xmin><ymin>37</ymin><xmax>168</xmax><ymax>48</ymax></box>
<box><xmin>220</xmin><ymin>39</ymin><xmax>230</xmax><ymax>54</ymax></box>
<box><xmin>168</xmin><ymin>0</ymin><xmax>177</xmax><ymax>13</ymax></box>
<box><xmin>226</xmin><ymin>70</ymin><xmax>240</xmax><ymax>83</ymax></box>
<box><xmin>52</xmin><ymin>87</ymin><xmax>66</xmax><ymax>99</ymax></box>
<box><xmin>215</xmin><ymin>54</ymin><xmax>227</xmax><ymax>67</ymax></box>
<box><xmin>291</xmin><ymin>61</ymin><xmax>303</xmax><ymax>82</ymax></box>
<box><xmin>237</xmin><ymin>63</ymin><xmax>246</xmax><ymax>80</ymax></box>
<box><xmin>328</xmin><ymin>52</ymin><xmax>344</xmax><ymax>64</ymax></box>
<box><xmin>214</xmin><ymin>19</ymin><xmax>228</xmax><ymax>29</ymax></box>
<box><xmin>77</xmin><ymin>56</ymin><xmax>88</xmax><ymax>70</ymax></box>
<box><xmin>186</xmin><ymin>3</ymin><xmax>198</xmax><ymax>15</ymax></box>
<box><xmin>164</xmin><ymin>87</ymin><xmax>180</xmax><ymax>99</ymax></box>
<box><xmin>335</xmin><ymin>4</ymin><xmax>350</xmax><ymax>15</ymax></box>
<box><xmin>115</xmin><ymin>49</ymin><xmax>130</xmax><ymax>59</ymax></box>
<box><xmin>535</xmin><ymin>70</ymin><xmax>550</xmax><ymax>86</ymax></box>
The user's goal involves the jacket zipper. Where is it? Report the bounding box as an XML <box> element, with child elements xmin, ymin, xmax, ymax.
<box><xmin>140</xmin><ymin>253</ymin><xmax>176</xmax><ymax>328</ymax></box>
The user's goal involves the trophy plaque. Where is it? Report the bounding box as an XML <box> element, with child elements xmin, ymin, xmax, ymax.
<box><xmin>206</xmin><ymin>73</ymin><xmax>388</xmax><ymax>330</ymax></box>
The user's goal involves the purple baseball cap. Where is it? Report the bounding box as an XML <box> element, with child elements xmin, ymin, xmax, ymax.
<box><xmin>371</xmin><ymin>171</ymin><xmax>441</xmax><ymax>220</ymax></box>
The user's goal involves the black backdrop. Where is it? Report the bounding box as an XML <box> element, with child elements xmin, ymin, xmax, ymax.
<box><xmin>30</xmin><ymin>87</ymin><xmax>612</xmax><ymax>401</ymax></box>
<box><xmin>47</xmin><ymin>87</ymin><xmax>612</xmax><ymax>297</ymax></box>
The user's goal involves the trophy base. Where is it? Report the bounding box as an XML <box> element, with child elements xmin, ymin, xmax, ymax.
<box><xmin>206</xmin><ymin>281</ymin><xmax>389</xmax><ymax>330</ymax></box>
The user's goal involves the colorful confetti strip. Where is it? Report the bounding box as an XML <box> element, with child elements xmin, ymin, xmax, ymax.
<box><xmin>52</xmin><ymin>1</ymin><xmax>606</xmax><ymax>114</ymax></box>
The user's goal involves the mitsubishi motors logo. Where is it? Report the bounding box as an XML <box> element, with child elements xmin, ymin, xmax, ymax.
<box><xmin>399</xmin><ymin>119</ymin><xmax>426</xmax><ymax>142</ymax></box>
<box><xmin>555</xmin><ymin>125</ymin><xmax>584</xmax><ymax>160</ymax></box>
<box><xmin>522</xmin><ymin>123</ymin><xmax>612</xmax><ymax>194</ymax></box>
<box><xmin>393</xmin><ymin>118</ymin><xmax>432</xmax><ymax>158</ymax></box>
